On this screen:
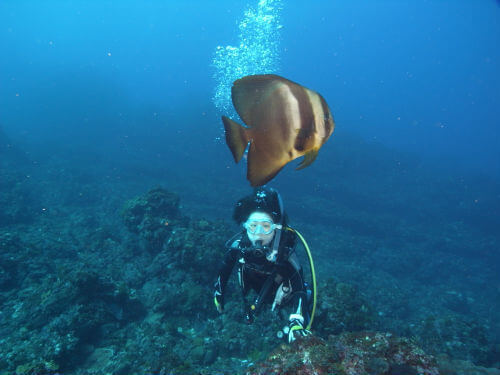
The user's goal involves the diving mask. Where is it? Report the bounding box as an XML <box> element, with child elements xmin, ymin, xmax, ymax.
<box><xmin>244</xmin><ymin>212</ymin><xmax>281</xmax><ymax>246</ymax></box>
<box><xmin>244</xmin><ymin>218</ymin><xmax>276</xmax><ymax>235</ymax></box>
<box><xmin>244</xmin><ymin>211</ymin><xmax>282</xmax><ymax>235</ymax></box>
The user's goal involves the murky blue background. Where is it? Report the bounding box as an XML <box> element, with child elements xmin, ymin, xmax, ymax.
<box><xmin>1</xmin><ymin>1</ymin><xmax>499</xmax><ymax>371</ymax></box>
<box><xmin>1</xmin><ymin>1</ymin><xmax>498</xmax><ymax>179</ymax></box>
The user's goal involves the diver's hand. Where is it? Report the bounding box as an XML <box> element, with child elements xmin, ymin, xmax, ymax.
<box><xmin>214</xmin><ymin>292</ymin><xmax>224</xmax><ymax>313</ymax></box>
<box><xmin>288</xmin><ymin>314</ymin><xmax>310</xmax><ymax>343</ymax></box>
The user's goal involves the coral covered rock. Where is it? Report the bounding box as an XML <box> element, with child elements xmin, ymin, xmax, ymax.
<box><xmin>247</xmin><ymin>332</ymin><xmax>440</xmax><ymax>375</ymax></box>
<box><xmin>122</xmin><ymin>186</ymin><xmax>183</xmax><ymax>252</ymax></box>
<box><xmin>437</xmin><ymin>354</ymin><xmax>500</xmax><ymax>375</ymax></box>
<box><xmin>314</xmin><ymin>278</ymin><xmax>374</xmax><ymax>336</ymax></box>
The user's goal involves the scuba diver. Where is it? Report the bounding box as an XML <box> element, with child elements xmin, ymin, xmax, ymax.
<box><xmin>213</xmin><ymin>187</ymin><xmax>316</xmax><ymax>343</ymax></box>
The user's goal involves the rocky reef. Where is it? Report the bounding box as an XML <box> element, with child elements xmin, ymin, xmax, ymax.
<box><xmin>0</xmin><ymin>128</ymin><xmax>37</xmax><ymax>227</ymax></box>
<box><xmin>247</xmin><ymin>333</ymin><xmax>500</xmax><ymax>375</ymax></box>
<box><xmin>0</xmin><ymin>141</ymin><xmax>499</xmax><ymax>375</ymax></box>
<box><xmin>248</xmin><ymin>333</ymin><xmax>440</xmax><ymax>375</ymax></box>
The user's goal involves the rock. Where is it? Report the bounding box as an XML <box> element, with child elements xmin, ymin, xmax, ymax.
<box><xmin>122</xmin><ymin>187</ymin><xmax>183</xmax><ymax>253</ymax></box>
<box><xmin>437</xmin><ymin>354</ymin><xmax>500</xmax><ymax>375</ymax></box>
<box><xmin>247</xmin><ymin>332</ymin><xmax>440</xmax><ymax>375</ymax></box>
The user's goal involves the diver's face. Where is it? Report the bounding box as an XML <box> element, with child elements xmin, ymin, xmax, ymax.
<box><xmin>244</xmin><ymin>211</ymin><xmax>275</xmax><ymax>246</ymax></box>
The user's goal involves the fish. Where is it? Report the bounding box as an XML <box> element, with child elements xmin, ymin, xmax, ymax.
<box><xmin>222</xmin><ymin>74</ymin><xmax>335</xmax><ymax>186</ymax></box>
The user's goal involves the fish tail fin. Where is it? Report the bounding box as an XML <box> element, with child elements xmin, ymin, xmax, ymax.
<box><xmin>222</xmin><ymin>116</ymin><xmax>249</xmax><ymax>163</ymax></box>
<box><xmin>296</xmin><ymin>148</ymin><xmax>319</xmax><ymax>170</ymax></box>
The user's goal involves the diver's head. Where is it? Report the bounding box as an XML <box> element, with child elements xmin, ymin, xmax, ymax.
<box><xmin>244</xmin><ymin>211</ymin><xmax>276</xmax><ymax>246</ymax></box>
<box><xmin>233</xmin><ymin>187</ymin><xmax>286</xmax><ymax>246</ymax></box>
<box><xmin>233</xmin><ymin>187</ymin><xmax>286</xmax><ymax>225</ymax></box>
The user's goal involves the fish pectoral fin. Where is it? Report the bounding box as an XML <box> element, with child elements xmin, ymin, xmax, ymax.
<box><xmin>295</xmin><ymin>148</ymin><xmax>319</xmax><ymax>170</ymax></box>
<box><xmin>222</xmin><ymin>116</ymin><xmax>250</xmax><ymax>163</ymax></box>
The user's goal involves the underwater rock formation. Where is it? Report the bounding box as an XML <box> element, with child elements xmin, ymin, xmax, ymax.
<box><xmin>0</xmin><ymin>128</ymin><xmax>37</xmax><ymax>227</ymax></box>
<box><xmin>122</xmin><ymin>186</ymin><xmax>185</xmax><ymax>253</ymax></box>
<box><xmin>437</xmin><ymin>354</ymin><xmax>500</xmax><ymax>375</ymax></box>
<box><xmin>1</xmin><ymin>181</ymin><xmax>498</xmax><ymax>374</ymax></box>
<box><xmin>247</xmin><ymin>332</ymin><xmax>440</xmax><ymax>375</ymax></box>
<box><xmin>314</xmin><ymin>278</ymin><xmax>374</xmax><ymax>336</ymax></box>
<box><xmin>415</xmin><ymin>313</ymin><xmax>495</xmax><ymax>367</ymax></box>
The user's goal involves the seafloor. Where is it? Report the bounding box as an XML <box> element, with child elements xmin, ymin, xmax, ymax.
<box><xmin>1</xmin><ymin>128</ymin><xmax>499</xmax><ymax>374</ymax></box>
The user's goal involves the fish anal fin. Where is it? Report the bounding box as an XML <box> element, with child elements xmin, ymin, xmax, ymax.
<box><xmin>296</xmin><ymin>148</ymin><xmax>319</xmax><ymax>170</ymax></box>
<box><xmin>246</xmin><ymin>142</ymin><xmax>286</xmax><ymax>186</ymax></box>
<box><xmin>222</xmin><ymin>116</ymin><xmax>249</xmax><ymax>163</ymax></box>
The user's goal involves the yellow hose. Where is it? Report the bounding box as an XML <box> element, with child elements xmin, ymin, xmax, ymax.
<box><xmin>286</xmin><ymin>227</ymin><xmax>317</xmax><ymax>330</ymax></box>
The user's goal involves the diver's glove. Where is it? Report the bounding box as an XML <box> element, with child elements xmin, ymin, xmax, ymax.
<box><xmin>214</xmin><ymin>291</ymin><xmax>224</xmax><ymax>313</ymax></box>
<box><xmin>288</xmin><ymin>314</ymin><xmax>310</xmax><ymax>343</ymax></box>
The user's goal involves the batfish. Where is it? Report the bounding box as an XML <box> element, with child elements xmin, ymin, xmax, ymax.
<box><xmin>222</xmin><ymin>74</ymin><xmax>335</xmax><ymax>186</ymax></box>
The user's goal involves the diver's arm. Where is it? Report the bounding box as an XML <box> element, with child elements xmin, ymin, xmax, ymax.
<box><xmin>214</xmin><ymin>248</ymin><xmax>240</xmax><ymax>312</ymax></box>
<box><xmin>288</xmin><ymin>261</ymin><xmax>307</xmax><ymax>315</ymax></box>
<box><xmin>286</xmin><ymin>258</ymin><xmax>310</xmax><ymax>342</ymax></box>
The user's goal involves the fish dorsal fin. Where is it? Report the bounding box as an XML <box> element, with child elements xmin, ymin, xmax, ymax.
<box><xmin>232</xmin><ymin>74</ymin><xmax>293</xmax><ymax>128</ymax></box>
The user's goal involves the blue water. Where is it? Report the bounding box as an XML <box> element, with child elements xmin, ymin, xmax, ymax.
<box><xmin>2</xmin><ymin>1</ymin><xmax>499</xmax><ymax>177</ymax></box>
<box><xmin>1</xmin><ymin>0</ymin><xmax>499</xmax><ymax>372</ymax></box>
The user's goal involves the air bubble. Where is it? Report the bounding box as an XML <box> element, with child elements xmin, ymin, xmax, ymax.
<box><xmin>212</xmin><ymin>0</ymin><xmax>283</xmax><ymax>123</ymax></box>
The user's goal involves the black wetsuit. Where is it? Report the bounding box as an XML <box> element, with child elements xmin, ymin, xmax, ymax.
<box><xmin>214</xmin><ymin>229</ymin><xmax>308</xmax><ymax>322</ymax></box>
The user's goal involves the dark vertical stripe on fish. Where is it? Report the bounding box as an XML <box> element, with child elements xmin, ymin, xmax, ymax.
<box><xmin>287</xmin><ymin>83</ymin><xmax>314</xmax><ymax>152</ymax></box>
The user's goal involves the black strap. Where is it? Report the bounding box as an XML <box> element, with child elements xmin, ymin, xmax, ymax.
<box><xmin>224</xmin><ymin>231</ymin><xmax>244</xmax><ymax>249</ymax></box>
<box><xmin>252</xmin><ymin>268</ymin><xmax>277</xmax><ymax>314</ymax></box>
